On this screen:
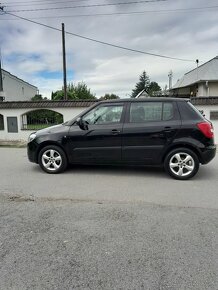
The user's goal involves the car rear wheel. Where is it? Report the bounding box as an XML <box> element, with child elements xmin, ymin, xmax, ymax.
<box><xmin>38</xmin><ymin>145</ymin><xmax>67</xmax><ymax>174</ymax></box>
<box><xmin>164</xmin><ymin>148</ymin><xmax>199</xmax><ymax>180</ymax></box>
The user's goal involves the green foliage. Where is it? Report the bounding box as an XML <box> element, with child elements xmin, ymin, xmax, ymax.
<box><xmin>131</xmin><ymin>71</ymin><xmax>161</xmax><ymax>98</ymax></box>
<box><xmin>131</xmin><ymin>71</ymin><xmax>150</xmax><ymax>98</ymax></box>
<box><xmin>52</xmin><ymin>82</ymin><xmax>96</xmax><ymax>100</ymax></box>
<box><xmin>147</xmin><ymin>81</ymin><xmax>161</xmax><ymax>96</ymax></box>
<box><xmin>31</xmin><ymin>94</ymin><xmax>47</xmax><ymax>101</ymax></box>
<box><xmin>26</xmin><ymin>110</ymin><xmax>63</xmax><ymax>126</ymax></box>
<box><xmin>99</xmin><ymin>93</ymin><xmax>120</xmax><ymax>100</ymax></box>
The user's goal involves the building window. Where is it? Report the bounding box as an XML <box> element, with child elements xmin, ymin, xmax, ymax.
<box><xmin>210</xmin><ymin>111</ymin><xmax>218</xmax><ymax>120</ymax></box>
<box><xmin>0</xmin><ymin>114</ymin><xmax>4</xmax><ymax>130</ymax></box>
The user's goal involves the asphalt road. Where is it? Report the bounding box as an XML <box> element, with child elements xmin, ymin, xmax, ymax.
<box><xmin>0</xmin><ymin>148</ymin><xmax>218</xmax><ymax>209</ymax></box>
<box><xmin>0</xmin><ymin>148</ymin><xmax>218</xmax><ymax>290</ymax></box>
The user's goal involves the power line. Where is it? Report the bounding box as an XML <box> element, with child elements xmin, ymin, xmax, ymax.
<box><xmin>2</xmin><ymin>0</ymin><xmax>118</xmax><ymax>3</ymax></box>
<box><xmin>1</xmin><ymin>5</ymin><xmax>218</xmax><ymax>19</ymax></box>
<box><xmin>3</xmin><ymin>0</ymin><xmax>107</xmax><ymax>7</ymax></box>
<box><xmin>2</xmin><ymin>11</ymin><xmax>196</xmax><ymax>63</ymax></box>
<box><xmin>6</xmin><ymin>0</ymin><xmax>168</xmax><ymax>13</ymax></box>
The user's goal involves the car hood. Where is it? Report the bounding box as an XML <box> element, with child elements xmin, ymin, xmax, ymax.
<box><xmin>36</xmin><ymin>124</ymin><xmax>69</xmax><ymax>136</ymax></box>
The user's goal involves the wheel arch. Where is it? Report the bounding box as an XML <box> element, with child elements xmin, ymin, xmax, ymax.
<box><xmin>162</xmin><ymin>143</ymin><xmax>202</xmax><ymax>164</ymax></box>
<box><xmin>36</xmin><ymin>141</ymin><xmax>68</xmax><ymax>164</ymax></box>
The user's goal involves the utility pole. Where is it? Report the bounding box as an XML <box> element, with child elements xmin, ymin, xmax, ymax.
<box><xmin>62</xmin><ymin>23</ymin><xmax>67</xmax><ymax>100</ymax></box>
<box><xmin>0</xmin><ymin>4</ymin><xmax>5</xmax><ymax>92</ymax></box>
<box><xmin>0</xmin><ymin>50</ymin><xmax>3</xmax><ymax>93</ymax></box>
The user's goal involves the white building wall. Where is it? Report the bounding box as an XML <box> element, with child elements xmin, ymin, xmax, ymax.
<box><xmin>208</xmin><ymin>83</ymin><xmax>218</xmax><ymax>97</ymax></box>
<box><xmin>197</xmin><ymin>83</ymin><xmax>207</xmax><ymax>97</ymax></box>
<box><xmin>0</xmin><ymin>107</ymin><xmax>84</xmax><ymax>142</ymax></box>
<box><xmin>197</xmin><ymin>82</ymin><xmax>218</xmax><ymax>97</ymax></box>
<box><xmin>0</xmin><ymin>105</ymin><xmax>218</xmax><ymax>143</ymax></box>
<box><xmin>2</xmin><ymin>70</ymin><xmax>38</xmax><ymax>101</ymax></box>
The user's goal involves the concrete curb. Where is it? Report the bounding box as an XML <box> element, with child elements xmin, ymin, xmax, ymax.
<box><xmin>0</xmin><ymin>141</ymin><xmax>27</xmax><ymax>148</ymax></box>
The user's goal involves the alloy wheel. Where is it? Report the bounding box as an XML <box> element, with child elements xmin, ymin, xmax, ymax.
<box><xmin>41</xmin><ymin>149</ymin><xmax>62</xmax><ymax>172</ymax></box>
<box><xmin>169</xmin><ymin>152</ymin><xmax>195</xmax><ymax>177</ymax></box>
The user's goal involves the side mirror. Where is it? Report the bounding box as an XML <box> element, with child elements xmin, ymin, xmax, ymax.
<box><xmin>76</xmin><ymin>117</ymin><xmax>88</xmax><ymax>130</ymax></box>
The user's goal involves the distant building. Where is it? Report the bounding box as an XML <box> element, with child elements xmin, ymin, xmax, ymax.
<box><xmin>171</xmin><ymin>56</ymin><xmax>218</xmax><ymax>98</ymax></box>
<box><xmin>0</xmin><ymin>69</ymin><xmax>38</xmax><ymax>101</ymax></box>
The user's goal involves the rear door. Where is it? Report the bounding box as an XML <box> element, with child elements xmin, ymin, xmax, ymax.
<box><xmin>122</xmin><ymin>101</ymin><xmax>181</xmax><ymax>165</ymax></box>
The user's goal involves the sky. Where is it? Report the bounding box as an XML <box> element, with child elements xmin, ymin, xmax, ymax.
<box><xmin>1</xmin><ymin>0</ymin><xmax>218</xmax><ymax>99</ymax></box>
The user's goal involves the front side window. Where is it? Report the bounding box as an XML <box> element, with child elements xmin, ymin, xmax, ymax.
<box><xmin>83</xmin><ymin>104</ymin><xmax>124</xmax><ymax>125</ymax></box>
<box><xmin>130</xmin><ymin>102</ymin><xmax>174</xmax><ymax>123</ymax></box>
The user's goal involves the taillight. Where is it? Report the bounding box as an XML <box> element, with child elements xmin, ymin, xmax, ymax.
<box><xmin>197</xmin><ymin>122</ymin><xmax>214</xmax><ymax>138</ymax></box>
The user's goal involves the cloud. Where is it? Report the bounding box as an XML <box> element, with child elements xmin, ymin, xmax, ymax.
<box><xmin>1</xmin><ymin>0</ymin><xmax>218</xmax><ymax>98</ymax></box>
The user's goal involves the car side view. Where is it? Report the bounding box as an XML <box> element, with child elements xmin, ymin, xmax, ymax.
<box><xmin>27</xmin><ymin>98</ymin><xmax>216</xmax><ymax>180</ymax></box>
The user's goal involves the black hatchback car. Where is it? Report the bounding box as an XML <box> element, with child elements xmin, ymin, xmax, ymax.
<box><xmin>27</xmin><ymin>98</ymin><xmax>216</xmax><ymax>180</ymax></box>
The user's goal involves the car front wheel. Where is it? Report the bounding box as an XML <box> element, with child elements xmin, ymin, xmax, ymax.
<box><xmin>164</xmin><ymin>148</ymin><xmax>199</xmax><ymax>180</ymax></box>
<box><xmin>38</xmin><ymin>145</ymin><xmax>67</xmax><ymax>174</ymax></box>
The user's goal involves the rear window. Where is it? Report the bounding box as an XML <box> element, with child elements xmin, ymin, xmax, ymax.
<box><xmin>178</xmin><ymin>101</ymin><xmax>204</xmax><ymax>120</ymax></box>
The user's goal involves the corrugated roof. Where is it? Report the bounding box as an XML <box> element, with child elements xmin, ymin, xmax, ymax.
<box><xmin>173</xmin><ymin>56</ymin><xmax>218</xmax><ymax>89</ymax></box>
<box><xmin>0</xmin><ymin>100</ymin><xmax>98</xmax><ymax>109</ymax></box>
<box><xmin>1</xmin><ymin>98</ymin><xmax>217</xmax><ymax>109</ymax></box>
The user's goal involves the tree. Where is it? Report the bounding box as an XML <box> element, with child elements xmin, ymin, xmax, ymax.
<box><xmin>147</xmin><ymin>81</ymin><xmax>161</xmax><ymax>96</ymax></box>
<box><xmin>99</xmin><ymin>93</ymin><xmax>120</xmax><ymax>100</ymax></box>
<box><xmin>52</xmin><ymin>82</ymin><xmax>96</xmax><ymax>100</ymax></box>
<box><xmin>31</xmin><ymin>94</ymin><xmax>47</xmax><ymax>101</ymax></box>
<box><xmin>131</xmin><ymin>71</ymin><xmax>162</xmax><ymax>98</ymax></box>
<box><xmin>131</xmin><ymin>71</ymin><xmax>150</xmax><ymax>98</ymax></box>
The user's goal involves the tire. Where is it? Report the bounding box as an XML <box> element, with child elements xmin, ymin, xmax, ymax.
<box><xmin>38</xmin><ymin>145</ymin><xmax>68</xmax><ymax>174</ymax></box>
<box><xmin>164</xmin><ymin>148</ymin><xmax>200</xmax><ymax>180</ymax></box>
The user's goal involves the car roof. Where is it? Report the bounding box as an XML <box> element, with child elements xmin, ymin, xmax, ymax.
<box><xmin>99</xmin><ymin>97</ymin><xmax>189</xmax><ymax>104</ymax></box>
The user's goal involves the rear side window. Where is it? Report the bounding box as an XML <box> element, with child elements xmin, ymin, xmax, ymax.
<box><xmin>178</xmin><ymin>101</ymin><xmax>204</xmax><ymax>120</ymax></box>
<box><xmin>129</xmin><ymin>102</ymin><xmax>174</xmax><ymax>123</ymax></box>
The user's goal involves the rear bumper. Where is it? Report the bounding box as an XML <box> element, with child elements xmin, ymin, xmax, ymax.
<box><xmin>200</xmin><ymin>145</ymin><xmax>216</xmax><ymax>164</ymax></box>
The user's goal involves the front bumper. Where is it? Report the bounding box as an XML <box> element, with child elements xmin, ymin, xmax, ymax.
<box><xmin>27</xmin><ymin>142</ymin><xmax>38</xmax><ymax>163</ymax></box>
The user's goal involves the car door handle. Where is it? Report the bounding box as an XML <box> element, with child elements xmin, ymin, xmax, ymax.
<box><xmin>164</xmin><ymin>126</ymin><xmax>173</xmax><ymax>133</ymax></box>
<box><xmin>111</xmin><ymin>129</ymin><xmax>121</xmax><ymax>135</ymax></box>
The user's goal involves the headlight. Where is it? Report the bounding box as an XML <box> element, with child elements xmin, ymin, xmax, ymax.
<box><xmin>28</xmin><ymin>133</ymin><xmax>36</xmax><ymax>143</ymax></box>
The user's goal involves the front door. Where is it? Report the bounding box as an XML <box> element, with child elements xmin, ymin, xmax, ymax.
<box><xmin>67</xmin><ymin>103</ymin><xmax>125</xmax><ymax>164</ymax></box>
<box><xmin>7</xmin><ymin>117</ymin><xmax>18</xmax><ymax>133</ymax></box>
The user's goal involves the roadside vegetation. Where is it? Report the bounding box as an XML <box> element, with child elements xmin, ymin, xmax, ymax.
<box><xmin>27</xmin><ymin>72</ymin><xmax>161</xmax><ymax>130</ymax></box>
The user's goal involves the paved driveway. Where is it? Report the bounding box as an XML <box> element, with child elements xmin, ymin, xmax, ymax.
<box><xmin>0</xmin><ymin>148</ymin><xmax>218</xmax><ymax>290</ymax></box>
